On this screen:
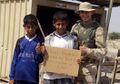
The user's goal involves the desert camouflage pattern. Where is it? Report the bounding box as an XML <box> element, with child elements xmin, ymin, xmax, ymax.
<box><xmin>71</xmin><ymin>20</ymin><xmax>105</xmax><ymax>59</ymax></box>
<box><xmin>71</xmin><ymin>20</ymin><xmax>105</xmax><ymax>84</ymax></box>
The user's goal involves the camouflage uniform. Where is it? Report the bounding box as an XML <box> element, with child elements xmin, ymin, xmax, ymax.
<box><xmin>71</xmin><ymin>20</ymin><xmax>105</xmax><ymax>84</ymax></box>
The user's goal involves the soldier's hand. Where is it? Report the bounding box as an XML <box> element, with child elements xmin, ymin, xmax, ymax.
<box><xmin>79</xmin><ymin>45</ymin><xmax>87</xmax><ymax>56</ymax></box>
<box><xmin>9</xmin><ymin>80</ymin><xmax>14</xmax><ymax>84</ymax></box>
<box><xmin>36</xmin><ymin>43</ymin><xmax>45</xmax><ymax>54</ymax></box>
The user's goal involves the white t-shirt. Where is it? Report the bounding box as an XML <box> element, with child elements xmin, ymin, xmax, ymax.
<box><xmin>44</xmin><ymin>31</ymin><xmax>75</xmax><ymax>80</ymax></box>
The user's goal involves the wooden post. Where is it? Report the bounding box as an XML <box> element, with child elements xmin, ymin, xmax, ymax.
<box><xmin>96</xmin><ymin>0</ymin><xmax>114</xmax><ymax>84</ymax></box>
<box><xmin>111</xmin><ymin>59</ymin><xmax>118</xmax><ymax>84</ymax></box>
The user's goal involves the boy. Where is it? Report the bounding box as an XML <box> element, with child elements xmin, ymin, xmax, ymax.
<box><xmin>9</xmin><ymin>14</ymin><xmax>45</xmax><ymax>84</ymax></box>
<box><xmin>43</xmin><ymin>11</ymin><xmax>79</xmax><ymax>84</ymax></box>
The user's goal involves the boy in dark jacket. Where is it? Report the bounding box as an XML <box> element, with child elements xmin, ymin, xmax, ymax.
<box><xmin>9</xmin><ymin>14</ymin><xmax>45</xmax><ymax>84</ymax></box>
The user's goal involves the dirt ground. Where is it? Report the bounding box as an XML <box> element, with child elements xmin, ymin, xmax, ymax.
<box><xmin>1</xmin><ymin>73</ymin><xmax>120</xmax><ymax>84</ymax></box>
<box><xmin>0</xmin><ymin>39</ymin><xmax>120</xmax><ymax>84</ymax></box>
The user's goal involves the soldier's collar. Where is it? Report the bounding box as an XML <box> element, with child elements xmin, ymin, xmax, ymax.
<box><xmin>81</xmin><ymin>21</ymin><xmax>92</xmax><ymax>28</ymax></box>
<box><xmin>81</xmin><ymin>20</ymin><xmax>98</xmax><ymax>29</ymax></box>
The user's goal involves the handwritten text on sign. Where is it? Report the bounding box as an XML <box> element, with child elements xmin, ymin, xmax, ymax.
<box><xmin>43</xmin><ymin>46</ymin><xmax>81</xmax><ymax>77</ymax></box>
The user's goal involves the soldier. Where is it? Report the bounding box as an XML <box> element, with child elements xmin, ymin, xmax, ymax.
<box><xmin>71</xmin><ymin>2</ymin><xmax>105</xmax><ymax>84</ymax></box>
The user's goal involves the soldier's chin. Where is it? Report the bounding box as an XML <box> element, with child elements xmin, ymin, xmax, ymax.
<box><xmin>83</xmin><ymin>18</ymin><xmax>89</xmax><ymax>22</ymax></box>
<box><xmin>83</xmin><ymin>19</ymin><xmax>89</xmax><ymax>22</ymax></box>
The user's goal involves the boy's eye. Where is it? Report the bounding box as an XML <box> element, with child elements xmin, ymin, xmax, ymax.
<box><xmin>56</xmin><ymin>23</ymin><xmax>65</xmax><ymax>26</ymax></box>
<box><xmin>26</xmin><ymin>26</ymin><xmax>31</xmax><ymax>28</ymax></box>
<box><xmin>57</xmin><ymin>23</ymin><xmax>61</xmax><ymax>26</ymax></box>
<box><xmin>25</xmin><ymin>25</ymin><xmax>37</xmax><ymax>29</ymax></box>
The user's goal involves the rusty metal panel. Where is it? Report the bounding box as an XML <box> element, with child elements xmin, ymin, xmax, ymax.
<box><xmin>38</xmin><ymin>0</ymin><xmax>78</xmax><ymax>10</ymax></box>
<box><xmin>0</xmin><ymin>0</ymin><xmax>32</xmax><ymax>79</ymax></box>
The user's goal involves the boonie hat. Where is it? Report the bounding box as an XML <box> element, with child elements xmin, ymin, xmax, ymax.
<box><xmin>76</xmin><ymin>2</ymin><xmax>95</xmax><ymax>12</ymax></box>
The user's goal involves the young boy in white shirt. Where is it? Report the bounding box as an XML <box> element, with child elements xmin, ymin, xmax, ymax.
<box><xmin>43</xmin><ymin>11</ymin><xmax>79</xmax><ymax>84</ymax></box>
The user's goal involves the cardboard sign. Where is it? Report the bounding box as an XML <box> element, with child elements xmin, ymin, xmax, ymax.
<box><xmin>43</xmin><ymin>46</ymin><xmax>81</xmax><ymax>77</ymax></box>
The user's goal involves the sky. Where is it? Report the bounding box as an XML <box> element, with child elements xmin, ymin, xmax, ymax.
<box><xmin>108</xmin><ymin>7</ymin><xmax>120</xmax><ymax>33</ymax></box>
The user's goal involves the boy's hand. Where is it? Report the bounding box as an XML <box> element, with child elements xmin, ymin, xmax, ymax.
<box><xmin>40</xmin><ymin>45</ymin><xmax>45</xmax><ymax>54</ymax></box>
<box><xmin>36</xmin><ymin>43</ymin><xmax>41</xmax><ymax>54</ymax></box>
<box><xmin>36</xmin><ymin>43</ymin><xmax>45</xmax><ymax>54</ymax></box>
<box><xmin>79</xmin><ymin>45</ymin><xmax>87</xmax><ymax>56</ymax></box>
<box><xmin>9</xmin><ymin>80</ymin><xmax>14</xmax><ymax>84</ymax></box>
<box><xmin>76</xmin><ymin>58</ymin><xmax>81</xmax><ymax>64</ymax></box>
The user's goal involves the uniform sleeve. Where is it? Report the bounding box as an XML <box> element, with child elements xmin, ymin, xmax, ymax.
<box><xmin>9</xmin><ymin>39</ymin><xmax>20</xmax><ymax>80</ymax></box>
<box><xmin>86</xmin><ymin>28</ymin><xmax>119</xmax><ymax>60</ymax></box>
<box><xmin>105</xmin><ymin>48</ymin><xmax>118</xmax><ymax>61</ymax></box>
<box><xmin>86</xmin><ymin>27</ymin><xmax>106</xmax><ymax>60</ymax></box>
<box><xmin>95</xmin><ymin>27</ymin><xmax>105</xmax><ymax>48</ymax></box>
<box><xmin>70</xmin><ymin>23</ymin><xmax>79</xmax><ymax>36</ymax></box>
<box><xmin>71</xmin><ymin>35</ymin><xmax>79</xmax><ymax>49</ymax></box>
<box><xmin>86</xmin><ymin>48</ymin><xmax>106</xmax><ymax>60</ymax></box>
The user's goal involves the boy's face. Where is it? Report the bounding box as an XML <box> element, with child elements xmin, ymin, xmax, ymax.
<box><xmin>24</xmin><ymin>24</ymin><xmax>37</xmax><ymax>38</ymax></box>
<box><xmin>53</xmin><ymin>20</ymin><xmax>68</xmax><ymax>35</ymax></box>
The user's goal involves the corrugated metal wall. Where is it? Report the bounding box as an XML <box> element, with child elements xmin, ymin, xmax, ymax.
<box><xmin>0</xmin><ymin>0</ymin><xmax>33</xmax><ymax>79</ymax></box>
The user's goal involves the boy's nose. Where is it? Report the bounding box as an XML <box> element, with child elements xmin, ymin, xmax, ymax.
<box><xmin>59</xmin><ymin>24</ymin><xmax>63</xmax><ymax>28</ymax></box>
<box><xmin>29</xmin><ymin>27</ymin><xmax>33</xmax><ymax>30</ymax></box>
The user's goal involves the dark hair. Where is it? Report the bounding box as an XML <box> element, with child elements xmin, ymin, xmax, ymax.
<box><xmin>23</xmin><ymin>14</ymin><xmax>38</xmax><ymax>27</ymax></box>
<box><xmin>23</xmin><ymin>14</ymin><xmax>43</xmax><ymax>38</ymax></box>
<box><xmin>53</xmin><ymin>11</ymin><xmax>69</xmax><ymax>23</ymax></box>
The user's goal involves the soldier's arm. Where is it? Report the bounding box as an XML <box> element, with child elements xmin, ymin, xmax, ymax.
<box><xmin>84</xmin><ymin>27</ymin><xmax>119</xmax><ymax>60</ymax></box>
<box><xmin>106</xmin><ymin>48</ymin><xmax>118</xmax><ymax>60</ymax></box>
<box><xmin>85</xmin><ymin>47</ymin><xmax>106</xmax><ymax>60</ymax></box>
<box><xmin>80</xmin><ymin>45</ymin><xmax>105</xmax><ymax>60</ymax></box>
<box><xmin>84</xmin><ymin>27</ymin><xmax>106</xmax><ymax>60</ymax></box>
<box><xmin>95</xmin><ymin>27</ymin><xmax>105</xmax><ymax>48</ymax></box>
<box><xmin>86</xmin><ymin>48</ymin><xmax>119</xmax><ymax>60</ymax></box>
<box><xmin>70</xmin><ymin>23</ymin><xmax>79</xmax><ymax>35</ymax></box>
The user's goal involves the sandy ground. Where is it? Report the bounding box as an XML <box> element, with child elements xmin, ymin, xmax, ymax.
<box><xmin>1</xmin><ymin>73</ymin><xmax>120</xmax><ymax>84</ymax></box>
<box><xmin>0</xmin><ymin>39</ymin><xmax>120</xmax><ymax>84</ymax></box>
